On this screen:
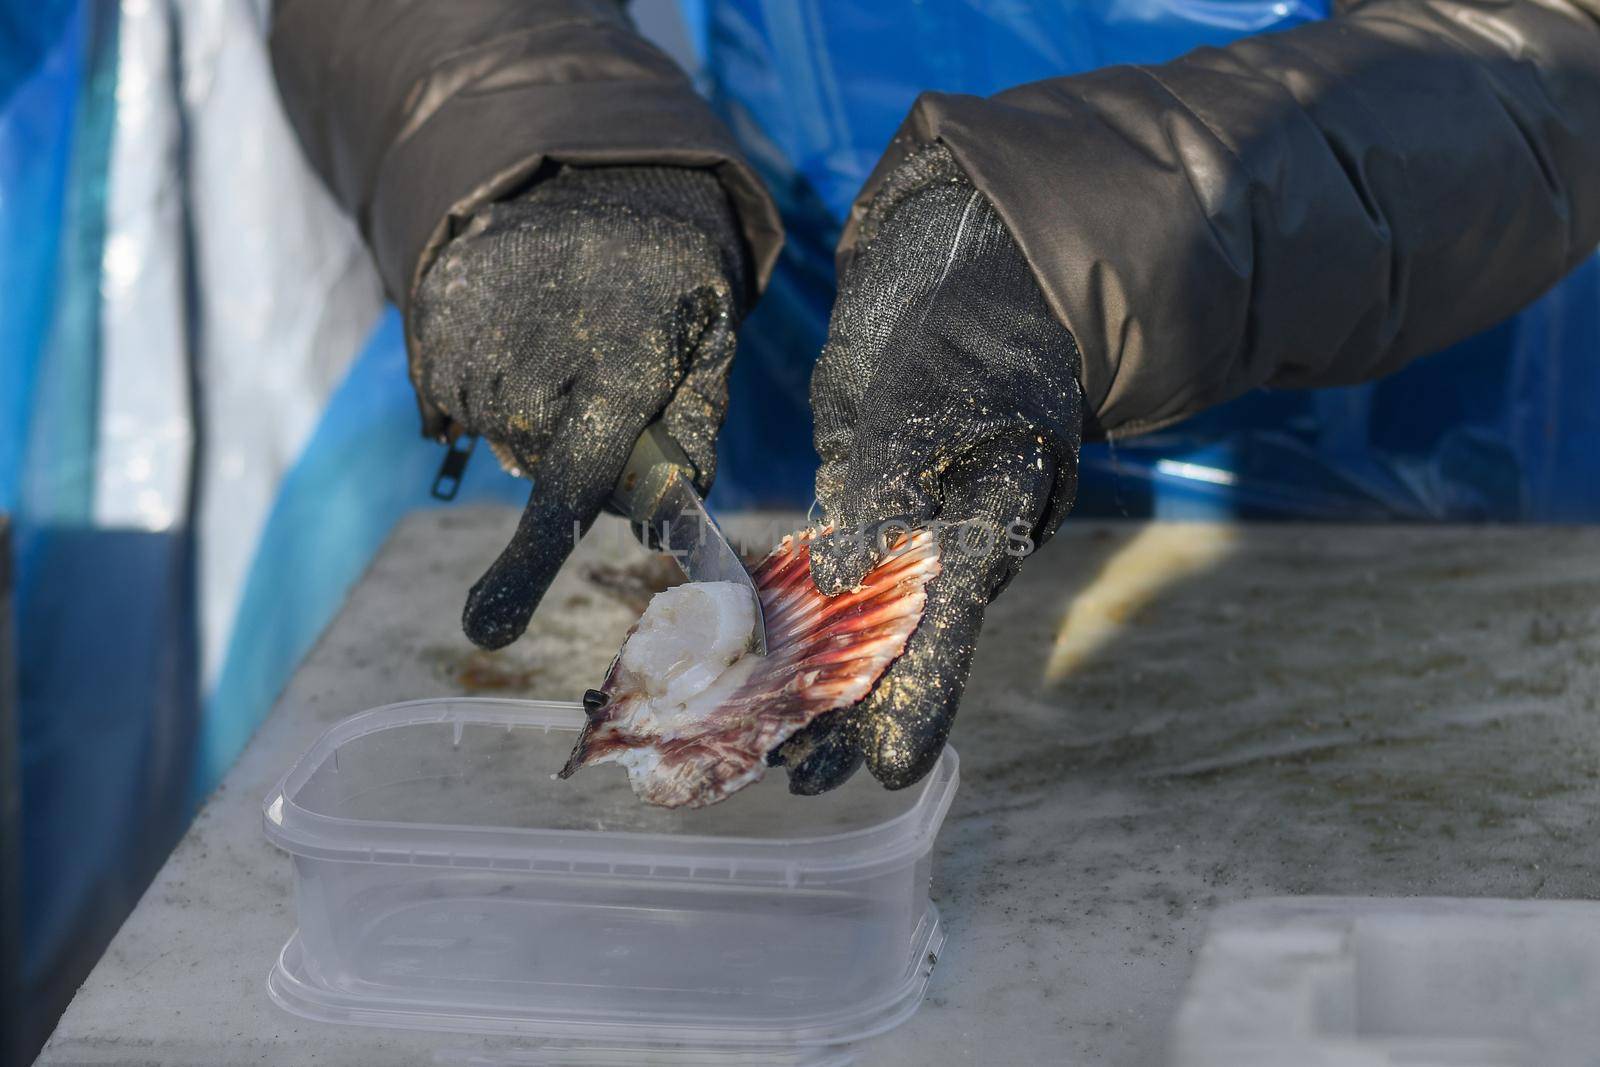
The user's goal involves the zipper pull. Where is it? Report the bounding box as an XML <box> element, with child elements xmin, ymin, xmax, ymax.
<box><xmin>431</xmin><ymin>435</ymin><xmax>477</xmax><ymax>501</ymax></box>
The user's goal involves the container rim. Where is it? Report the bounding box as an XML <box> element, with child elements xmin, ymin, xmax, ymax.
<box><xmin>263</xmin><ymin>697</ymin><xmax>959</xmax><ymax>882</ymax></box>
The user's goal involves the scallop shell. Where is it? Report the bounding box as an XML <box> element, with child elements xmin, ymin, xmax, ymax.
<box><xmin>560</xmin><ymin>527</ymin><xmax>941</xmax><ymax>808</ymax></box>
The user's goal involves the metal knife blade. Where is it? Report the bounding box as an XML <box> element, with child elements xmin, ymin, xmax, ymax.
<box><xmin>608</xmin><ymin>421</ymin><xmax>768</xmax><ymax>655</ymax></box>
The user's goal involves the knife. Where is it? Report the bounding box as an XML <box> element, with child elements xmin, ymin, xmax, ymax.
<box><xmin>607</xmin><ymin>420</ymin><xmax>768</xmax><ymax>655</ymax></box>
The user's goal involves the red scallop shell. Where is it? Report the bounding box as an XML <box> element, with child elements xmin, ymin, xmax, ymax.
<box><xmin>560</xmin><ymin>528</ymin><xmax>941</xmax><ymax>808</ymax></box>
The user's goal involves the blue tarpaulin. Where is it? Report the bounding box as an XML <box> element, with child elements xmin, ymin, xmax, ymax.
<box><xmin>701</xmin><ymin>0</ymin><xmax>1600</xmax><ymax>520</ymax></box>
<box><xmin>0</xmin><ymin>0</ymin><xmax>81</xmax><ymax>514</ymax></box>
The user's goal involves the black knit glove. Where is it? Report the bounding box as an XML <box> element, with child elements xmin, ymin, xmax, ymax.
<box><xmin>414</xmin><ymin>165</ymin><xmax>749</xmax><ymax>649</ymax></box>
<box><xmin>777</xmin><ymin>144</ymin><xmax>1083</xmax><ymax>793</ymax></box>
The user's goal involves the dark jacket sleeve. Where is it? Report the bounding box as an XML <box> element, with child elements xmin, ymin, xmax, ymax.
<box><xmin>843</xmin><ymin>0</ymin><xmax>1600</xmax><ymax>439</ymax></box>
<box><xmin>268</xmin><ymin>0</ymin><xmax>782</xmax><ymax>313</ymax></box>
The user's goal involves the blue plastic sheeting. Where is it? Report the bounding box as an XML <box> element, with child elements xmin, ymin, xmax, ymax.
<box><xmin>0</xmin><ymin>0</ymin><xmax>81</xmax><ymax>512</ymax></box>
<box><xmin>198</xmin><ymin>309</ymin><xmax>527</xmax><ymax>797</ymax></box>
<box><xmin>4</xmin><ymin>4</ymin><xmax>186</xmax><ymax>1055</ymax></box>
<box><xmin>0</xmin><ymin>0</ymin><xmax>78</xmax><ymax>102</ymax></box>
<box><xmin>15</xmin><ymin>523</ymin><xmax>197</xmax><ymax>1012</ymax></box>
<box><xmin>703</xmin><ymin>0</ymin><xmax>1600</xmax><ymax>520</ymax></box>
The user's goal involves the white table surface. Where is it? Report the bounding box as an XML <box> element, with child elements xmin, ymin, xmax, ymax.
<box><xmin>37</xmin><ymin>512</ymin><xmax>1600</xmax><ymax>1065</ymax></box>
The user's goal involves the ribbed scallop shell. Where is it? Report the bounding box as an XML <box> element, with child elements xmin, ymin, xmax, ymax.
<box><xmin>561</xmin><ymin>528</ymin><xmax>941</xmax><ymax>808</ymax></box>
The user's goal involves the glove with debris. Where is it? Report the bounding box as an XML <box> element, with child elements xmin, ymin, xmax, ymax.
<box><xmin>413</xmin><ymin>164</ymin><xmax>750</xmax><ymax>650</ymax></box>
<box><xmin>777</xmin><ymin>144</ymin><xmax>1083</xmax><ymax>794</ymax></box>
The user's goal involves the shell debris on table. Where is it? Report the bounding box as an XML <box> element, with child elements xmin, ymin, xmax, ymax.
<box><xmin>560</xmin><ymin>528</ymin><xmax>941</xmax><ymax>808</ymax></box>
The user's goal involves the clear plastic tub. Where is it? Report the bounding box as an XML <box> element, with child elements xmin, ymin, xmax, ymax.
<box><xmin>263</xmin><ymin>697</ymin><xmax>958</xmax><ymax>1052</ymax></box>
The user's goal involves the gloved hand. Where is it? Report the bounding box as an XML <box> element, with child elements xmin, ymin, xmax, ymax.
<box><xmin>413</xmin><ymin>165</ymin><xmax>750</xmax><ymax>649</ymax></box>
<box><xmin>776</xmin><ymin>144</ymin><xmax>1083</xmax><ymax>793</ymax></box>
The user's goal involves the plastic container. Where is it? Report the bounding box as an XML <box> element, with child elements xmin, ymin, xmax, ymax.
<box><xmin>263</xmin><ymin>697</ymin><xmax>958</xmax><ymax>1052</ymax></box>
<box><xmin>1173</xmin><ymin>897</ymin><xmax>1600</xmax><ymax>1067</ymax></box>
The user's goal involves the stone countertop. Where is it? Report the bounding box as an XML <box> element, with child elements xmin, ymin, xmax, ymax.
<box><xmin>37</xmin><ymin>513</ymin><xmax>1600</xmax><ymax>1065</ymax></box>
